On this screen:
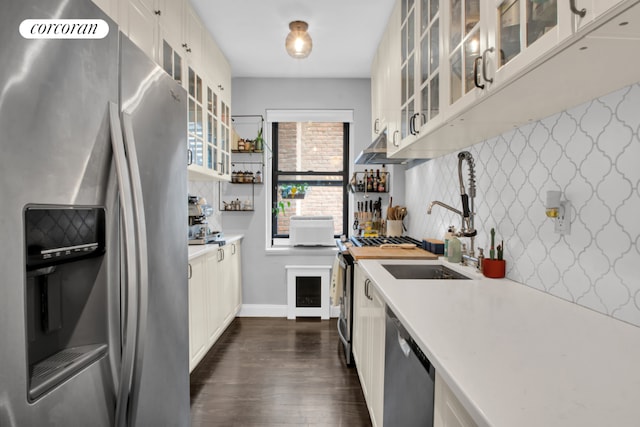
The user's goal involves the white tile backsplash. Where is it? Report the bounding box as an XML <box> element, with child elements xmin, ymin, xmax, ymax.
<box><xmin>405</xmin><ymin>82</ymin><xmax>640</xmax><ymax>327</ymax></box>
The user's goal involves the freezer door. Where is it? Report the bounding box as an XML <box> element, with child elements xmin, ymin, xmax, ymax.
<box><xmin>0</xmin><ymin>0</ymin><xmax>119</xmax><ymax>426</ymax></box>
<box><xmin>118</xmin><ymin>34</ymin><xmax>189</xmax><ymax>426</ymax></box>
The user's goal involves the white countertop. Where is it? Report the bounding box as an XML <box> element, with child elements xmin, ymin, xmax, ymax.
<box><xmin>358</xmin><ymin>258</ymin><xmax>640</xmax><ymax>427</ymax></box>
<box><xmin>188</xmin><ymin>234</ymin><xmax>243</xmax><ymax>260</ymax></box>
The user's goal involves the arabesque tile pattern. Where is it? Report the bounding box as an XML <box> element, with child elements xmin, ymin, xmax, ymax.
<box><xmin>406</xmin><ymin>83</ymin><xmax>640</xmax><ymax>327</ymax></box>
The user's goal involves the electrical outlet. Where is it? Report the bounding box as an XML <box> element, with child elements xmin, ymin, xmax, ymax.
<box><xmin>555</xmin><ymin>200</ymin><xmax>571</xmax><ymax>235</ymax></box>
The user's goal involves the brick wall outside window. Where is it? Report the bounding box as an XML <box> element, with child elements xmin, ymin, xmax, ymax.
<box><xmin>275</xmin><ymin>122</ymin><xmax>345</xmax><ymax>236</ymax></box>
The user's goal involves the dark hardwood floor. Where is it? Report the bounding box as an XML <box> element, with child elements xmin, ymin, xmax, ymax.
<box><xmin>190</xmin><ymin>317</ymin><xmax>372</xmax><ymax>427</ymax></box>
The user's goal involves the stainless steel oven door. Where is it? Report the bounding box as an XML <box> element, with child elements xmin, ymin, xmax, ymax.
<box><xmin>336</xmin><ymin>252</ymin><xmax>354</xmax><ymax>366</ymax></box>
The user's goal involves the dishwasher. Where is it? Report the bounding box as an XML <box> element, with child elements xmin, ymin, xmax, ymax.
<box><xmin>384</xmin><ymin>306</ymin><xmax>436</xmax><ymax>426</ymax></box>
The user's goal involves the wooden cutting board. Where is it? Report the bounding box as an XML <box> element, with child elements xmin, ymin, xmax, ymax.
<box><xmin>348</xmin><ymin>246</ymin><xmax>439</xmax><ymax>260</ymax></box>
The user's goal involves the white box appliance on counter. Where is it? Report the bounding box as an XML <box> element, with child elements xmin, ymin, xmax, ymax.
<box><xmin>289</xmin><ymin>216</ymin><xmax>335</xmax><ymax>246</ymax></box>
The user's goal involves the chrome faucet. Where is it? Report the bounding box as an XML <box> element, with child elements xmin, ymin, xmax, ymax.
<box><xmin>427</xmin><ymin>151</ymin><xmax>478</xmax><ymax>262</ymax></box>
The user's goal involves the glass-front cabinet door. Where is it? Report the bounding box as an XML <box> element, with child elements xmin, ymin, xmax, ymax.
<box><xmin>447</xmin><ymin>0</ymin><xmax>484</xmax><ymax>108</ymax></box>
<box><xmin>400</xmin><ymin>0</ymin><xmax>442</xmax><ymax>144</ymax></box>
<box><xmin>188</xmin><ymin>67</ymin><xmax>205</xmax><ymax>170</ymax></box>
<box><xmin>219</xmin><ymin>101</ymin><xmax>231</xmax><ymax>180</ymax></box>
<box><xmin>441</xmin><ymin>0</ymin><xmax>488</xmax><ymax>116</ymax></box>
<box><xmin>206</xmin><ymin>86</ymin><xmax>219</xmax><ymax>174</ymax></box>
<box><xmin>188</xmin><ymin>67</ymin><xmax>229</xmax><ymax>180</ymax></box>
<box><xmin>418</xmin><ymin>0</ymin><xmax>441</xmax><ymax>129</ymax></box>
<box><xmin>400</xmin><ymin>0</ymin><xmax>417</xmax><ymax>141</ymax></box>
<box><xmin>484</xmin><ymin>0</ymin><xmax>573</xmax><ymax>89</ymax></box>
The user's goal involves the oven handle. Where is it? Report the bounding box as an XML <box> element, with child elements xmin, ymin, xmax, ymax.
<box><xmin>337</xmin><ymin>253</ymin><xmax>347</xmax><ymax>269</ymax></box>
<box><xmin>337</xmin><ymin>317</ymin><xmax>349</xmax><ymax>347</ymax></box>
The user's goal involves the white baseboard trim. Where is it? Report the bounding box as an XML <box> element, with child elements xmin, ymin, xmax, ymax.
<box><xmin>331</xmin><ymin>305</ymin><xmax>341</xmax><ymax>318</ymax></box>
<box><xmin>239</xmin><ymin>304</ymin><xmax>341</xmax><ymax>318</ymax></box>
<box><xmin>238</xmin><ymin>304</ymin><xmax>287</xmax><ymax>317</ymax></box>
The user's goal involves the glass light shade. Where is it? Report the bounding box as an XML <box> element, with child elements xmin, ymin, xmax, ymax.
<box><xmin>285</xmin><ymin>21</ymin><xmax>312</xmax><ymax>59</ymax></box>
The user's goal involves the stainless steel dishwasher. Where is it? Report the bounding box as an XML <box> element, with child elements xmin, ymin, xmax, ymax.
<box><xmin>384</xmin><ymin>306</ymin><xmax>436</xmax><ymax>426</ymax></box>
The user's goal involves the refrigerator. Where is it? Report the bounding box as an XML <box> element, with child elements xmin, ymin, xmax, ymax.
<box><xmin>0</xmin><ymin>0</ymin><xmax>190</xmax><ymax>425</ymax></box>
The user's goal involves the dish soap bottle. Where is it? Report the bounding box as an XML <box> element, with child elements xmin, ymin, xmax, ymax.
<box><xmin>444</xmin><ymin>225</ymin><xmax>455</xmax><ymax>257</ymax></box>
<box><xmin>447</xmin><ymin>236</ymin><xmax>462</xmax><ymax>263</ymax></box>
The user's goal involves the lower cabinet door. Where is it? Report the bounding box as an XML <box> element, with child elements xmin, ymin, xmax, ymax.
<box><xmin>188</xmin><ymin>256</ymin><xmax>207</xmax><ymax>371</ymax></box>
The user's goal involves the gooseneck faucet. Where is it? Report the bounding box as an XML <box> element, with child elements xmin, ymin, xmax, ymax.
<box><xmin>457</xmin><ymin>151</ymin><xmax>477</xmax><ymax>239</ymax></box>
<box><xmin>427</xmin><ymin>151</ymin><xmax>478</xmax><ymax>261</ymax></box>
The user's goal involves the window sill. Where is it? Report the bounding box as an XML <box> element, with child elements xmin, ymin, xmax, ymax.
<box><xmin>265</xmin><ymin>246</ymin><xmax>338</xmax><ymax>256</ymax></box>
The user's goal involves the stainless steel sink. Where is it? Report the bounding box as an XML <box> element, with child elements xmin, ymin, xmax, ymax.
<box><xmin>382</xmin><ymin>264</ymin><xmax>471</xmax><ymax>280</ymax></box>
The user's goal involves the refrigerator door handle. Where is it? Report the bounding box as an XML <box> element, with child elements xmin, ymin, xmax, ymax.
<box><xmin>109</xmin><ymin>102</ymin><xmax>139</xmax><ymax>427</ymax></box>
<box><xmin>121</xmin><ymin>112</ymin><xmax>150</xmax><ymax>426</ymax></box>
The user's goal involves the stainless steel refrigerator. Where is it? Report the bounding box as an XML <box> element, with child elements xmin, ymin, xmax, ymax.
<box><xmin>0</xmin><ymin>0</ymin><xmax>190</xmax><ymax>425</ymax></box>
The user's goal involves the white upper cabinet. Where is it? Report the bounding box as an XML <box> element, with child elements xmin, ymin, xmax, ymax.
<box><xmin>380</xmin><ymin>0</ymin><xmax>640</xmax><ymax>159</ymax></box>
<box><xmin>91</xmin><ymin>0</ymin><xmax>233</xmax><ymax>181</ymax></box>
<box><xmin>442</xmin><ymin>0</ymin><xmax>487</xmax><ymax>115</ymax></box>
<box><xmin>574</xmin><ymin>0</ymin><xmax>626</xmax><ymax>30</ymax></box>
<box><xmin>184</xmin><ymin>6</ymin><xmax>205</xmax><ymax>71</ymax></box>
<box><xmin>372</xmin><ymin>2</ymin><xmax>400</xmax><ymax>144</ymax></box>
<box><xmin>386</xmin><ymin>2</ymin><xmax>403</xmax><ymax>153</ymax></box>
<box><xmin>118</xmin><ymin>0</ymin><xmax>158</xmax><ymax>60</ymax></box>
<box><xmin>156</xmin><ymin>0</ymin><xmax>184</xmax><ymax>52</ymax></box>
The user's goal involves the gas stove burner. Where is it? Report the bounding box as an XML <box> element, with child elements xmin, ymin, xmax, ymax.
<box><xmin>350</xmin><ymin>236</ymin><xmax>422</xmax><ymax>247</ymax></box>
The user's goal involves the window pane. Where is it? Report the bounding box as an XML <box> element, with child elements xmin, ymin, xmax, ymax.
<box><xmin>274</xmin><ymin>185</ymin><xmax>343</xmax><ymax>236</ymax></box>
<box><xmin>500</xmin><ymin>0</ymin><xmax>521</xmax><ymax>66</ymax></box>
<box><xmin>464</xmin><ymin>30</ymin><xmax>480</xmax><ymax>93</ymax></box>
<box><xmin>430</xmin><ymin>18</ymin><xmax>439</xmax><ymax>74</ymax></box>
<box><xmin>465</xmin><ymin>0</ymin><xmax>480</xmax><ymax>35</ymax></box>
<box><xmin>276</xmin><ymin>123</ymin><xmax>344</xmax><ymax>172</ymax></box>
<box><xmin>450</xmin><ymin>47</ymin><xmax>462</xmax><ymax>103</ymax></box>
<box><xmin>162</xmin><ymin>40</ymin><xmax>172</xmax><ymax>76</ymax></box>
<box><xmin>527</xmin><ymin>0</ymin><xmax>556</xmax><ymax>46</ymax></box>
<box><xmin>173</xmin><ymin>51</ymin><xmax>182</xmax><ymax>83</ymax></box>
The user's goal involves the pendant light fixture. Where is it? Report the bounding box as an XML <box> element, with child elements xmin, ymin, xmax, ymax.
<box><xmin>285</xmin><ymin>21</ymin><xmax>312</xmax><ymax>59</ymax></box>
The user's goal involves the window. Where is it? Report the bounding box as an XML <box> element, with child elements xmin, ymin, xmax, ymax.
<box><xmin>271</xmin><ymin>121</ymin><xmax>349</xmax><ymax>240</ymax></box>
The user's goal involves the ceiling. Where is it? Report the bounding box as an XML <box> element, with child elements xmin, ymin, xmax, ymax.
<box><xmin>189</xmin><ymin>0</ymin><xmax>397</xmax><ymax>79</ymax></box>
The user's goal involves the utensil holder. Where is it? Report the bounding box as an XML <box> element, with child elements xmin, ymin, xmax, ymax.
<box><xmin>483</xmin><ymin>259</ymin><xmax>506</xmax><ymax>278</ymax></box>
<box><xmin>386</xmin><ymin>220</ymin><xmax>403</xmax><ymax>237</ymax></box>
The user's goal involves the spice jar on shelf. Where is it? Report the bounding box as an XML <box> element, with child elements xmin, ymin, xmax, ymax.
<box><xmin>255</xmin><ymin>171</ymin><xmax>262</xmax><ymax>183</ymax></box>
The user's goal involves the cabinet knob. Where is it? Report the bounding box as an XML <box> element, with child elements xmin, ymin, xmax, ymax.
<box><xmin>154</xmin><ymin>10</ymin><xmax>161</xmax><ymax>16</ymax></box>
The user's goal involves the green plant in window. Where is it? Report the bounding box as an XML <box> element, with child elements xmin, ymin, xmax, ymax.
<box><xmin>279</xmin><ymin>183</ymin><xmax>309</xmax><ymax>199</ymax></box>
<box><xmin>272</xmin><ymin>200</ymin><xmax>291</xmax><ymax>216</ymax></box>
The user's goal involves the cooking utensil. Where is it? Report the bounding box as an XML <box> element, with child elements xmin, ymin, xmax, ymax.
<box><xmin>379</xmin><ymin>243</ymin><xmax>416</xmax><ymax>249</ymax></box>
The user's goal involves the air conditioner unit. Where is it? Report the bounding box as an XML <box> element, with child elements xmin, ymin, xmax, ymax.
<box><xmin>289</xmin><ymin>216</ymin><xmax>335</xmax><ymax>247</ymax></box>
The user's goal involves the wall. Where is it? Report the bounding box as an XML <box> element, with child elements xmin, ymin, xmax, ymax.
<box><xmin>405</xmin><ymin>83</ymin><xmax>640</xmax><ymax>327</ymax></box>
<box><xmin>227</xmin><ymin>78</ymin><xmax>372</xmax><ymax>309</ymax></box>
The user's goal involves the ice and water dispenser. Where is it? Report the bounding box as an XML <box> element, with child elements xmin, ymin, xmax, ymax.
<box><xmin>24</xmin><ymin>206</ymin><xmax>110</xmax><ymax>401</ymax></box>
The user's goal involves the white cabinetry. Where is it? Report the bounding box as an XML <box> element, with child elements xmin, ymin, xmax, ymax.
<box><xmin>372</xmin><ymin>0</ymin><xmax>402</xmax><ymax>149</ymax></box>
<box><xmin>381</xmin><ymin>0</ymin><xmax>640</xmax><ymax>159</ymax></box>
<box><xmin>434</xmin><ymin>372</ymin><xmax>478</xmax><ymax>427</ymax></box>
<box><xmin>90</xmin><ymin>0</ymin><xmax>232</xmax><ymax>182</ymax></box>
<box><xmin>118</xmin><ymin>0</ymin><xmax>158</xmax><ymax>60</ymax></box>
<box><xmin>574</xmin><ymin>0</ymin><xmax>626</xmax><ymax>30</ymax></box>
<box><xmin>188</xmin><ymin>255</ymin><xmax>207</xmax><ymax>371</ymax></box>
<box><xmin>188</xmin><ymin>240</ymin><xmax>242</xmax><ymax>372</ymax></box>
<box><xmin>353</xmin><ymin>265</ymin><xmax>386</xmax><ymax>427</ymax></box>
